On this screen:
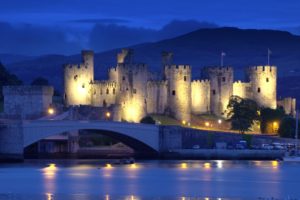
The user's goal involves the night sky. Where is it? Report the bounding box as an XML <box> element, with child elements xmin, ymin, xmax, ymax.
<box><xmin>0</xmin><ymin>0</ymin><xmax>300</xmax><ymax>55</ymax></box>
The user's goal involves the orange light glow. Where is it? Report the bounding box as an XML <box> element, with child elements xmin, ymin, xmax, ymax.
<box><xmin>105</xmin><ymin>163</ymin><xmax>113</xmax><ymax>169</ymax></box>
<box><xmin>181</xmin><ymin>163</ymin><xmax>188</xmax><ymax>169</ymax></box>
<box><xmin>272</xmin><ymin>160</ymin><xmax>279</xmax><ymax>168</ymax></box>
<box><xmin>106</xmin><ymin>112</ymin><xmax>111</xmax><ymax>118</ymax></box>
<box><xmin>204</xmin><ymin>162</ymin><xmax>211</xmax><ymax>169</ymax></box>
<box><xmin>48</xmin><ymin>108</ymin><xmax>55</xmax><ymax>115</ymax></box>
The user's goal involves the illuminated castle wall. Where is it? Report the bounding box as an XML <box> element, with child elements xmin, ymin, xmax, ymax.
<box><xmin>63</xmin><ymin>49</ymin><xmax>294</xmax><ymax>123</ymax></box>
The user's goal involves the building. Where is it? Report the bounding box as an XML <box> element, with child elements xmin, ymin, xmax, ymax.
<box><xmin>63</xmin><ymin>49</ymin><xmax>296</xmax><ymax>123</ymax></box>
<box><xmin>3</xmin><ymin>85</ymin><xmax>54</xmax><ymax>119</ymax></box>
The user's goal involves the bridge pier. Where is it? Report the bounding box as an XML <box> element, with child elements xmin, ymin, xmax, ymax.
<box><xmin>0</xmin><ymin>121</ymin><xmax>24</xmax><ymax>162</ymax></box>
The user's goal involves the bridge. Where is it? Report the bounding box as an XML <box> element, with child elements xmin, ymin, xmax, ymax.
<box><xmin>1</xmin><ymin>120</ymin><xmax>176</xmax><ymax>161</ymax></box>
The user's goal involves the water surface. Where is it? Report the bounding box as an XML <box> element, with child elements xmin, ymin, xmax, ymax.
<box><xmin>0</xmin><ymin>160</ymin><xmax>299</xmax><ymax>199</ymax></box>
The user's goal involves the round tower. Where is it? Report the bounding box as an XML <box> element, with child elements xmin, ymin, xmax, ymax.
<box><xmin>247</xmin><ymin>65</ymin><xmax>277</xmax><ymax>109</ymax></box>
<box><xmin>202</xmin><ymin>66</ymin><xmax>233</xmax><ymax>116</ymax></box>
<box><xmin>164</xmin><ymin>64</ymin><xmax>191</xmax><ymax>123</ymax></box>
<box><xmin>63</xmin><ymin>51</ymin><xmax>95</xmax><ymax>106</ymax></box>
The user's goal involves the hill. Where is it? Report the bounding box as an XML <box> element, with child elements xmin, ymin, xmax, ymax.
<box><xmin>3</xmin><ymin>27</ymin><xmax>300</xmax><ymax>101</ymax></box>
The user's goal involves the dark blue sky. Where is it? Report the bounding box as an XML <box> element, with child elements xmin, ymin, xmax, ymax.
<box><xmin>0</xmin><ymin>0</ymin><xmax>300</xmax><ymax>55</ymax></box>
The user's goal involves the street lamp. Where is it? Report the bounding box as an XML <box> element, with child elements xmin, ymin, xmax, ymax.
<box><xmin>48</xmin><ymin>108</ymin><xmax>55</xmax><ymax>115</ymax></box>
<box><xmin>105</xmin><ymin>111</ymin><xmax>111</xmax><ymax>120</ymax></box>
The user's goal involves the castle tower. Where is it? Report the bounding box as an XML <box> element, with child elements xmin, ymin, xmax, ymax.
<box><xmin>63</xmin><ymin>50</ymin><xmax>94</xmax><ymax>106</ymax></box>
<box><xmin>117</xmin><ymin>49</ymin><xmax>134</xmax><ymax>64</ymax></box>
<box><xmin>202</xmin><ymin>66</ymin><xmax>233</xmax><ymax>116</ymax></box>
<box><xmin>191</xmin><ymin>80</ymin><xmax>210</xmax><ymax>114</ymax></box>
<box><xmin>247</xmin><ymin>65</ymin><xmax>277</xmax><ymax>109</ymax></box>
<box><xmin>165</xmin><ymin>64</ymin><xmax>191</xmax><ymax>123</ymax></box>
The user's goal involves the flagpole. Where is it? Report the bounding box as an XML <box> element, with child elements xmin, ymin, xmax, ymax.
<box><xmin>268</xmin><ymin>50</ymin><xmax>270</xmax><ymax>66</ymax></box>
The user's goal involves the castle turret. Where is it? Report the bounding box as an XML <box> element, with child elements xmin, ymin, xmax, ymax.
<box><xmin>191</xmin><ymin>79</ymin><xmax>210</xmax><ymax>114</ymax></box>
<box><xmin>63</xmin><ymin>50</ymin><xmax>94</xmax><ymax>106</ymax></box>
<box><xmin>165</xmin><ymin>64</ymin><xmax>191</xmax><ymax>123</ymax></box>
<box><xmin>202</xmin><ymin>66</ymin><xmax>233</xmax><ymax>116</ymax></box>
<box><xmin>247</xmin><ymin>65</ymin><xmax>277</xmax><ymax>109</ymax></box>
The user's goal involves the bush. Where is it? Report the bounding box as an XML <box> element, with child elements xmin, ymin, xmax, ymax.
<box><xmin>278</xmin><ymin>117</ymin><xmax>299</xmax><ymax>138</ymax></box>
<box><xmin>140</xmin><ymin>116</ymin><xmax>156</xmax><ymax>124</ymax></box>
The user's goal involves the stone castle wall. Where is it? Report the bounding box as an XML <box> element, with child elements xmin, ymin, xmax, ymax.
<box><xmin>233</xmin><ymin>81</ymin><xmax>252</xmax><ymax>99</ymax></box>
<box><xmin>202</xmin><ymin>66</ymin><xmax>233</xmax><ymax>116</ymax></box>
<box><xmin>164</xmin><ymin>65</ymin><xmax>191</xmax><ymax>123</ymax></box>
<box><xmin>146</xmin><ymin>81</ymin><xmax>168</xmax><ymax>114</ymax></box>
<box><xmin>191</xmin><ymin>79</ymin><xmax>210</xmax><ymax>114</ymax></box>
<box><xmin>62</xmin><ymin>50</ymin><xmax>286</xmax><ymax>123</ymax></box>
<box><xmin>3</xmin><ymin>86</ymin><xmax>54</xmax><ymax>119</ymax></box>
<box><xmin>247</xmin><ymin>66</ymin><xmax>277</xmax><ymax>109</ymax></box>
<box><xmin>64</xmin><ymin>51</ymin><xmax>94</xmax><ymax>106</ymax></box>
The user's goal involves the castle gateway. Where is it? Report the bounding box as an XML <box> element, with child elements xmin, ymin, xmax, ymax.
<box><xmin>63</xmin><ymin>49</ymin><xmax>294</xmax><ymax>123</ymax></box>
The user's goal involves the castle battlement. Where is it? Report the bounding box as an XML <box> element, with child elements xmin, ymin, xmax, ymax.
<box><xmin>147</xmin><ymin>80</ymin><xmax>168</xmax><ymax>87</ymax></box>
<box><xmin>165</xmin><ymin>64</ymin><xmax>191</xmax><ymax>71</ymax></box>
<box><xmin>192</xmin><ymin>79</ymin><xmax>210</xmax><ymax>84</ymax></box>
<box><xmin>249</xmin><ymin>65</ymin><xmax>277</xmax><ymax>73</ymax></box>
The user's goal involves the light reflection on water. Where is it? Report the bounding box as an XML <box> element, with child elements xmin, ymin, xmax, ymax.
<box><xmin>0</xmin><ymin>160</ymin><xmax>298</xmax><ymax>199</ymax></box>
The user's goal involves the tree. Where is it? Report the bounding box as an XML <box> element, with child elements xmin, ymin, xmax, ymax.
<box><xmin>140</xmin><ymin>116</ymin><xmax>156</xmax><ymax>124</ymax></box>
<box><xmin>278</xmin><ymin>117</ymin><xmax>299</xmax><ymax>138</ymax></box>
<box><xmin>227</xmin><ymin>96</ymin><xmax>260</xmax><ymax>133</ymax></box>
<box><xmin>31</xmin><ymin>77</ymin><xmax>49</xmax><ymax>86</ymax></box>
<box><xmin>260</xmin><ymin>107</ymin><xmax>286</xmax><ymax>134</ymax></box>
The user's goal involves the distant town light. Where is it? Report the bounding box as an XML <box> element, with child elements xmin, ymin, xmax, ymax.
<box><xmin>181</xmin><ymin>163</ymin><xmax>188</xmax><ymax>169</ymax></box>
<box><xmin>48</xmin><ymin>108</ymin><xmax>55</xmax><ymax>115</ymax></box>
<box><xmin>204</xmin><ymin>162</ymin><xmax>211</xmax><ymax>169</ymax></box>
<box><xmin>105</xmin><ymin>163</ymin><xmax>112</xmax><ymax>169</ymax></box>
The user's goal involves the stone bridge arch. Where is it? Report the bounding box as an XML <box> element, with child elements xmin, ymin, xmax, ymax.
<box><xmin>22</xmin><ymin>121</ymin><xmax>160</xmax><ymax>153</ymax></box>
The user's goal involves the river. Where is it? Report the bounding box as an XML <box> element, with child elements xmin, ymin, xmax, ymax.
<box><xmin>0</xmin><ymin>160</ymin><xmax>299</xmax><ymax>199</ymax></box>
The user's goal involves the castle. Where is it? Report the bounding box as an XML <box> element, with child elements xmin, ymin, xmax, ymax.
<box><xmin>63</xmin><ymin>49</ymin><xmax>295</xmax><ymax>123</ymax></box>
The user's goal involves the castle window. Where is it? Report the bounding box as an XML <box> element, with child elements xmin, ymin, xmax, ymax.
<box><xmin>113</xmin><ymin>88</ymin><xmax>115</xmax><ymax>95</ymax></box>
<box><xmin>133</xmin><ymin>89</ymin><xmax>137</xmax><ymax>94</ymax></box>
<box><xmin>122</xmin><ymin>76</ymin><xmax>126</xmax><ymax>81</ymax></box>
<box><xmin>212</xmin><ymin>90</ymin><xmax>216</xmax><ymax>95</ymax></box>
<box><xmin>184</xmin><ymin>76</ymin><xmax>187</xmax><ymax>81</ymax></box>
<box><xmin>82</xmin><ymin>84</ymin><xmax>85</xmax><ymax>88</ymax></box>
<box><xmin>74</xmin><ymin>75</ymin><xmax>78</xmax><ymax>81</ymax></box>
<box><xmin>266</xmin><ymin>78</ymin><xmax>269</xmax><ymax>82</ymax></box>
<box><xmin>257</xmin><ymin>87</ymin><xmax>261</xmax><ymax>93</ymax></box>
<box><xmin>106</xmin><ymin>88</ymin><xmax>109</xmax><ymax>94</ymax></box>
<box><xmin>172</xmin><ymin>90</ymin><xmax>176</xmax><ymax>96</ymax></box>
<box><xmin>222</xmin><ymin>77</ymin><xmax>226</xmax><ymax>82</ymax></box>
<box><xmin>103</xmin><ymin>100</ymin><xmax>107</xmax><ymax>107</ymax></box>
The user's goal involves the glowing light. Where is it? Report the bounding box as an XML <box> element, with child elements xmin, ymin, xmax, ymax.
<box><xmin>43</xmin><ymin>163</ymin><xmax>57</xmax><ymax>179</ymax></box>
<box><xmin>182</xmin><ymin>120</ymin><xmax>186</xmax><ymax>125</ymax></box>
<box><xmin>105</xmin><ymin>195</ymin><xmax>110</xmax><ymax>200</ymax></box>
<box><xmin>272</xmin><ymin>160</ymin><xmax>279</xmax><ymax>168</ymax></box>
<box><xmin>46</xmin><ymin>193</ymin><xmax>53</xmax><ymax>200</ymax></box>
<box><xmin>129</xmin><ymin>163</ymin><xmax>138</xmax><ymax>169</ymax></box>
<box><xmin>106</xmin><ymin>112</ymin><xmax>111</xmax><ymax>118</ymax></box>
<box><xmin>273</xmin><ymin>121</ymin><xmax>279</xmax><ymax>132</ymax></box>
<box><xmin>216</xmin><ymin>160</ymin><xmax>223</xmax><ymax>169</ymax></box>
<box><xmin>218</xmin><ymin>119</ymin><xmax>222</xmax><ymax>124</ymax></box>
<box><xmin>204</xmin><ymin>162</ymin><xmax>211</xmax><ymax>169</ymax></box>
<box><xmin>181</xmin><ymin>163</ymin><xmax>188</xmax><ymax>169</ymax></box>
<box><xmin>48</xmin><ymin>108</ymin><xmax>55</xmax><ymax>115</ymax></box>
<box><xmin>105</xmin><ymin>163</ymin><xmax>113</xmax><ymax>169</ymax></box>
<box><xmin>205</xmin><ymin>122</ymin><xmax>210</xmax><ymax>127</ymax></box>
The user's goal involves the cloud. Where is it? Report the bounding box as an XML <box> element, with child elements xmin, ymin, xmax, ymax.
<box><xmin>0</xmin><ymin>22</ymin><xmax>82</xmax><ymax>55</ymax></box>
<box><xmin>69</xmin><ymin>18</ymin><xmax>130</xmax><ymax>25</ymax></box>
<box><xmin>89</xmin><ymin>20</ymin><xmax>218</xmax><ymax>52</ymax></box>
